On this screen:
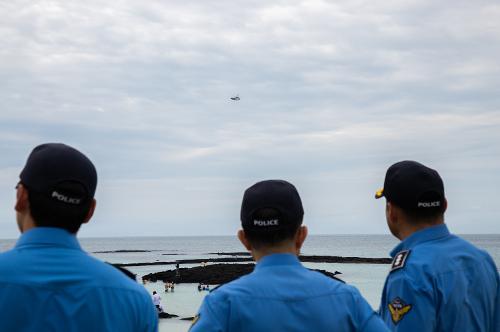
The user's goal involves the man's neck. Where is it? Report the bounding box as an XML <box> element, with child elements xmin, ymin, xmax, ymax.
<box><xmin>251</xmin><ymin>244</ymin><xmax>298</xmax><ymax>262</ymax></box>
<box><xmin>17</xmin><ymin>212</ymin><xmax>37</xmax><ymax>233</ymax></box>
<box><xmin>397</xmin><ymin>220</ymin><xmax>444</xmax><ymax>241</ymax></box>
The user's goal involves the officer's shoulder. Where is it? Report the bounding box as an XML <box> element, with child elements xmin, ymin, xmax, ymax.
<box><xmin>81</xmin><ymin>255</ymin><xmax>147</xmax><ymax>292</ymax></box>
<box><xmin>208</xmin><ymin>282</ymin><xmax>225</xmax><ymax>293</ymax></box>
<box><xmin>303</xmin><ymin>269</ymin><xmax>355</xmax><ymax>297</ymax></box>
<box><xmin>305</xmin><ymin>268</ymin><xmax>346</xmax><ymax>284</ymax></box>
<box><xmin>312</xmin><ymin>274</ymin><xmax>365</xmax><ymax>300</ymax></box>
<box><xmin>204</xmin><ymin>274</ymin><xmax>255</xmax><ymax>300</ymax></box>
<box><xmin>0</xmin><ymin>249</ymin><xmax>16</xmax><ymax>263</ymax></box>
<box><xmin>0</xmin><ymin>250</ymin><xmax>18</xmax><ymax>276</ymax></box>
<box><xmin>449</xmin><ymin>235</ymin><xmax>498</xmax><ymax>268</ymax></box>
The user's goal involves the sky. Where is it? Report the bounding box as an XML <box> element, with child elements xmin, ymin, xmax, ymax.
<box><xmin>1</xmin><ymin>0</ymin><xmax>499</xmax><ymax>238</ymax></box>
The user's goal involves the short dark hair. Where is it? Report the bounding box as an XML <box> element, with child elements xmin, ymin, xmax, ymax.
<box><xmin>243</xmin><ymin>207</ymin><xmax>302</xmax><ymax>249</ymax></box>
<box><xmin>26</xmin><ymin>182</ymin><xmax>93</xmax><ymax>234</ymax></box>
<box><xmin>401</xmin><ymin>205</ymin><xmax>445</xmax><ymax>222</ymax></box>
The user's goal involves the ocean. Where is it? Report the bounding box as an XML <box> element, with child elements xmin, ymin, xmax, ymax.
<box><xmin>1</xmin><ymin>234</ymin><xmax>499</xmax><ymax>332</ymax></box>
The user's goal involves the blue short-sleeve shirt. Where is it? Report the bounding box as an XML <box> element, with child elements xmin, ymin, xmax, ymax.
<box><xmin>190</xmin><ymin>253</ymin><xmax>388</xmax><ymax>332</ymax></box>
<box><xmin>0</xmin><ymin>227</ymin><xmax>158</xmax><ymax>332</ymax></box>
<box><xmin>379</xmin><ymin>224</ymin><xmax>499</xmax><ymax>332</ymax></box>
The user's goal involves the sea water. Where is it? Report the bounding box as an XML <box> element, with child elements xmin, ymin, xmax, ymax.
<box><xmin>1</xmin><ymin>234</ymin><xmax>499</xmax><ymax>332</ymax></box>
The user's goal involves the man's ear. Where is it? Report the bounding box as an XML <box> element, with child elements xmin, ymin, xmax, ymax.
<box><xmin>442</xmin><ymin>198</ymin><xmax>448</xmax><ymax>214</ymax></box>
<box><xmin>15</xmin><ymin>184</ymin><xmax>29</xmax><ymax>213</ymax></box>
<box><xmin>82</xmin><ymin>199</ymin><xmax>96</xmax><ymax>224</ymax></box>
<box><xmin>386</xmin><ymin>201</ymin><xmax>398</xmax><ymax>224</ymax></box>
<box><xmin>237</xmin><ymin>229</ymin><xmax>252</xmax><ymax>251</ymax></box>
<box><xmin>295</xmin><ymin>225</ymin><xmax>308</xmax><ymax>252</ymax></box>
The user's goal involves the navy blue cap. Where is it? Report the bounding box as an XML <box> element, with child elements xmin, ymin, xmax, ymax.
<box><xmin>241</xmin><ymin>180</ymin><xmax>304</xmax><ymax>231</ymax></box>
<box><xmin>19</xmin><ymin>143</ymin><xmax>97</xmax><ymax>205</ymax></box>
<box><xmin>375</xmin><ymin>160</ymin><xmax>445</xmax><ymax>210</ymax></box>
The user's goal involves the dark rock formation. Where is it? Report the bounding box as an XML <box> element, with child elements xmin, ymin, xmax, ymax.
<box><xmin>142</xmin><ymin>263</ymin><xmax>344</xmax><ymax>285</ymax></box>
<box><xmin>116</xmin><ymin>261</ymin><xmax>176</xmax><ymax>267</ymax></box>
<box><xmin>209</xmin><ymin>252</ymin><xmax>251</xmax><ymax>256</ymax></box>
<box><xmin>93</xmin><ymin>250</ymin><xmax>153</xmax><ymax>253</ymax></box>
<box><xmin>144</xmin><ymin>263</ymin><xmax>254</xmax><ymax>284</ymax></box>
<box><xmin>300</xmin><ymin>255</ymin><xmax>391</xmax><ymax>264</ymax></box>
<box><xmin>159</xmin><ymin>312</ymin><xmax>179</xmax><ymax>319</ymax></box>
<box><xmin>117</xmin><ymin>255</ymin><xmax>390</xmax><ymax>267</ymax></box>
<box><xmin>177</xmin><ymin>257</ymin><xmax>254</xmax><ymax>264</ymax></box>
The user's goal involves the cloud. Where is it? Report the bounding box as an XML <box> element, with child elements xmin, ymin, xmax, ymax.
<box><xmin>0</xmin><ymin>0</ymin><xmax>499</xmax><ymax>238</ymax></box>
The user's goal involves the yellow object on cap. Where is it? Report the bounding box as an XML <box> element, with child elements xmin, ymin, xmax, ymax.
<box><xmin>375</xmin><ymin>188</ymin><xmax>384</xmax><ymax>199</ymax></box>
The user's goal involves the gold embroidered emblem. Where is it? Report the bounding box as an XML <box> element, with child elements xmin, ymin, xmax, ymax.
<box><xmin>388</xmin><ymin>297</ymin><xmax>412</xmax><ymax>324</ymax></box>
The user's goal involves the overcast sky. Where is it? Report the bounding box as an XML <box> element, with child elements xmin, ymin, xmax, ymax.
<box><xmin>1</xmin><ymin>0</ymin><xmax>499</xmax><ymax>238</ymax></box>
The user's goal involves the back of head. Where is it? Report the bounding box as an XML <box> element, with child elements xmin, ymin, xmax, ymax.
<box><xmin>19</xmin><ymin>143</ymin><xmax>98</xmax><ymax>233</ymax></box>
<box><xmin>375</xmin><ymin>160</ymin><xmax>446</xmax><ymax>222</ymax></box>
<box><xmin>240</xmin><ymin>180</ymin><xmax>304</xmax><ymax>249</ymax></box>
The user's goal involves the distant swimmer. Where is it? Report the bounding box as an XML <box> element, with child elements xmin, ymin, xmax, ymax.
<box><xmin>190</xmin><ymin>180</ymin><xmax>389</xmax><ymax>332</ymax></box>
<box><xmin>230</xmin><ymin>95</ymin><xmax>240</xmax><ymax>101</ymax></box>
<box><xmin>375</xmin><ymin>161</ymin><xmax>499</xmax><ymax>331</ymax></box>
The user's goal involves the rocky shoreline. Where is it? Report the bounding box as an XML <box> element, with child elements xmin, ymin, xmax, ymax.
<box><xmin>94</xmin><ymin>249</ymin><xmax>153</xmax><ymax>253</ymax></box>
<box><xmin>116</xmin><ymin>254</ymin><xmax>391</xmax><ymax>267</ymax></box>
<box><xmin>142</xmin><ymin>263</ymin><xmax>344</xmax><ymax>284</ymax></box>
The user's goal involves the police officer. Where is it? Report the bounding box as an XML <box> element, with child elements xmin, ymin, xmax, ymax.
<box><xmin>190</xmin><ymin>179</ymin><xmax>388</xmax><ymax>332</ymax></box>
<box><xmin>375</xmin><ymin>160</ymin><xmax>499</xmax><ymax>331</ymax></box>
<box><xmin>0</xmin><ymin>143</ymin><xmax>158</xmax><ymax>331</ymax></box>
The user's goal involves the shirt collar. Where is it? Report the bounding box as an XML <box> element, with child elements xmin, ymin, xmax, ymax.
<box><xmin>15</xmin><ymin>227</ymin><xmax>82</xmax><ymax>251</ymax></box>
<box><xmin>255</xmin><ymin>253</ymin><xmax>301</xmax><ymax>270</ymax></box>
<box><xmin>390</xmin><ymin>223</ymin><xmax>450</xmax><ymax>257</ymax></box>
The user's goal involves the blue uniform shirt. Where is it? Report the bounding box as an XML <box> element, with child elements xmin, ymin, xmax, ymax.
<box><xmin>190</xmin><ymin>253</ymin><xmax>388</xmax><ymax>332</ymax></box>
<box><xmin>379</xmin><ymin>224</ymin><xmax>500</xmax><ymax>331</ymax></box>
<box><xmin>0</xmin><ymin>227</ymin><xmax>158</xmax><ymax>332</ymax></box>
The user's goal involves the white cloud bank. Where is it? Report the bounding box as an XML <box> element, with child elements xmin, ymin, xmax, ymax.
<box><xmin>0</xmin><ymin>0</ymin><xmax>499</xmax><ymax>238</ymax></box>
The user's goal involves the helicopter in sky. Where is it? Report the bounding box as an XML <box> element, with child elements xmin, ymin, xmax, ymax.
<box><xmin>230</xmin><ymin>95</ymin><xmax>240</xmax><ymax>101</ymax></box>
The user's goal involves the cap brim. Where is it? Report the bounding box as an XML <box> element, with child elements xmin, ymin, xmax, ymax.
<box><xmin>374</xmin><ymin>188</ymin><xmax>384</xmax><ymax>199</ymax></box>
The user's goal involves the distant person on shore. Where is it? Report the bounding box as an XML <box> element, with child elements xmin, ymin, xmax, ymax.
<box><xmin>152</xmin><ymin>291</ymin><xmax>163</xmax><ymax>312</ymax></box>
<box><xmin>0</xmin><ymin>143</ymin><xmax>158</xmax><ymax>331</ymax></box>
<box><xmin>190</xmin><ymin>179</ymin><xmax>388</xmax><ymax>331</ymax></box>
<box><xmin>375</xmin><ymin>161</ymin><xmax>499</xmax><ymax>331</ymax></box>
<box><xmin>164</xmin><ymin>281</ymin><xmax>174</xmax><ymax>292</ymax></box>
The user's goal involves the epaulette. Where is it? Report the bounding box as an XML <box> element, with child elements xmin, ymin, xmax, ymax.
<box><xmin>390</xmin><ymin>250</ymin><xmax>410</xmax><ymax>273</ymax></box>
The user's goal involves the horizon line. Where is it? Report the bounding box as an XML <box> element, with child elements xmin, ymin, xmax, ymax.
<box><xmin>2</xmin><ymin>233</ymin><xmax>500</xmax><ymax>241</ymax></box>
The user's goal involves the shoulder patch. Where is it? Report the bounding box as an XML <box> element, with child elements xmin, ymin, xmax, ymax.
<box><xmin>390</xmin><ymin>250</ymin><xmax>410</xmax><ymax>272</ymax></box>
<box><xmin>388</xmin><ymin>297</ymin><xmax>412</xmax><ymax>324</ymax></box>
